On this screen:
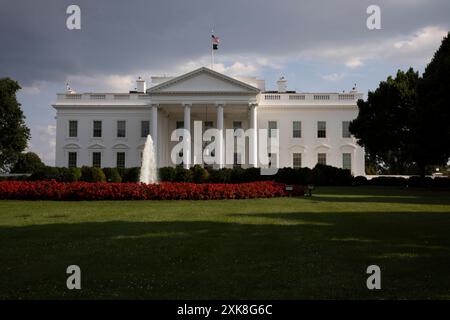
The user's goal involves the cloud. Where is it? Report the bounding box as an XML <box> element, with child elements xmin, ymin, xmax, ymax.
<box><xmin>321</xmin><ymin>73</ymin><xmax>346</xmax><ymax>81</ymax></box>
<box><xmin>20</xmin><ymin>81</ymin><xmax>49</xmax><ymax>95</ymax></box>
<box><xmin>66</xmin><ymin>74</ymin><xmax>135</xmax><ymax>92</ymax></box>
<box><xmin>300</xmin><ymin>25</ymin><xmax>448</xmax><ymax>70</ymax></box>
<box><xmin>28</xmin><ymin>124</ymin><xmax>56</xmax><ymax>165</ymax></box>
<box><xmin>2</xmin><ymin>0</ymin><xmax>447</xmax><ymax>86</ymax></box>
<box><xmin>345</xmin><ymin>58</ymin><xmax>364</xmax><ymax>69</ymax></box>
<box><xmin>393</xmin><ymin>25</ymin><xmax>447</xmax><ymax>54</ymax></box>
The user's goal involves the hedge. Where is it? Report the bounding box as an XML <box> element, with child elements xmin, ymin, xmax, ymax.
<box><xmin>9</xmin><ymin>165</ymin><xmax>450</xmax><ymax>187</ymax></box>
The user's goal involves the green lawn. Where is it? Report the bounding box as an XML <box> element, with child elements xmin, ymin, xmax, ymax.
<box><xmin>1</xmin><ymin>186</ymin><xmax>450</xmax><ymax>299</ymax></box>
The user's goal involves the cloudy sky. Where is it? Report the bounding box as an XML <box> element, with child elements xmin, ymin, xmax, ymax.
<box><xmin>1</xmin><ymin>0</ymin><xmax>449</xmax><ymax>165</ymax></box>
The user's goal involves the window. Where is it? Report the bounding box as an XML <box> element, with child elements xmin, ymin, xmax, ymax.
<box><xmin>318</xmin><ymin>153</ymin><xmax>327</xmax><ymax>165</ymax></box>
<box><xmin>117</xmin><ymin>120</ymin><xmax>126</xmax><ymax>138</ymax></box>
<box><xmin>233</xmin><ymin>121</ymin><xmax>242</xmax><ymax>129</ymax></box>
<box><xmin>176</xmin><ymin>121</ymin><xmax>184</xmax><ymax>129</ymax></box>
<box><xmin>117</xmin><ymin>152</ymin><xmax>126</xmax><ymax>169</ymax></box>
<box><xmin>204</xmin><ymin>121</ymin><xmax>213</xmax><ymax>129</ymax></box>
<box><xmin>293</xmin><ymin>153</ymin><xmax>302</xmax><ymax>168</ymax></box>
<box><xmin>68</xmin><ymin>120</ymin><xmax>78</xmax><ymax>138</ymax></box>
<box><xmin>68</xmin><ymin>152</ymin><xmax>77</xmax><ymax>168</ymax></box>
<box><xmin>293</xmin><ymin>121</ymin><xmax>301</xmax><ymax>138</ymax></box>
<box><xmin>93</xmin><ymin>121</ymin><xmax>102</xmax><ymax>138</ymax></box>
<box><xmin>233</xmin><ymin>152</ymin><xmax>242</xmax><ymax>168</ymax></box>
<box><xmin>343</xmin><ymin>153</ymin><xmax>352</xmax><ymax>170</ymax></box>
<box><xmin>268</xmin><ymin>121</ymin><xmax>277</xmax><ymax>138</ymax></box>
<box><xmin>342</xmin><ymin>121</ymin><xmax>351</xmax><ymax>138</ymax></box>
<box><xmin>141</xmin><ymin>121</ymin><xmax>150</xmax><ymax>138</ymax></box>
<box><xmin>92</xmin><ymin>152</ymin><xmax>101</xmax><ymax>168</ymax></box>
<box><xmin>317</xmin><ymin>121</ymin><xmax>326</xmax><ymax>138</ymax></box>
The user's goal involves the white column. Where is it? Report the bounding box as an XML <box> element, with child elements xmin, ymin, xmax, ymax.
<box><xmin>249</xmin><ymin>103</ymin><xmax>258</xmax><ymax>167</ymax></box>
<box><xmin>151</xmin><ymin>104</ymin><xmax>158</xmax><ymax>167</ymax></box>
<box><xmin>216</xmin><ymin>104</ymin><xmax>224</xmax><ymax>168</ymax></box>
<box><xmin>183</xmin><ymin>103</ymin><xmax>191</xmax><ymax>169</ymax></box>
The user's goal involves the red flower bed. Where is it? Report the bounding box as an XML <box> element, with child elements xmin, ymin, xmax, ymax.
<box><xmin>0</xmin><ymin>181</ymin><xmax>304</xmax><ymax>201</ymax></box>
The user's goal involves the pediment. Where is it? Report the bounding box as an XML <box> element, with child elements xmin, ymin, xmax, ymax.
<box><xmin>148</xmin><ymin>67</ymin><xmax>260</xmax><ymax>94</ymax></box>
<box><xmin>339</xmin><ymin>143</ymin><xmax>357</xmax><ymax>150</ymax></box>
<box><xmin>88</xmin><ymin>143</ymin><xmax>105</xmax><ymax>150</ymax></box>
<box><xmin>112</xmin><ymin>143</ymin><xmax>129</xmax><ymax>150</ymax></box>
<box><xmin>63</xmin><ymin>143</ymin><xmax>81</xmax><ymax>149</ymax></box>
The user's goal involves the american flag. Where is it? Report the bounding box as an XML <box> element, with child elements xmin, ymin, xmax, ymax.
<box><xmin>212</xmin><ymin>34</ymin><xmax>219</xmax><ymax>50</ymax></box>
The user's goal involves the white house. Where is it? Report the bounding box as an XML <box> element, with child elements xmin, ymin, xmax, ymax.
<box><xmin>52</xmin><ymin>67</ymin><xmax>365</xmax><ymax>176</ymax></box>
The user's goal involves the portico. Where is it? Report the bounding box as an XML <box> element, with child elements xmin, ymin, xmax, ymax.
<box><xmin>147</xmin><ymin>67</ymin><xmax>260</xmax><ymax>168</ymax></box>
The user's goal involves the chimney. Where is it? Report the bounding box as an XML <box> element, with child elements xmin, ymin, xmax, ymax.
<box><xmin>136</xmin><ymin>76</ymin><xmax>146</xmax><ymax>93</ymax></box>
<box><xmin>277</xmin><ymin>76</ymin><xmax>287</xmax><ymax>93</ymax></box>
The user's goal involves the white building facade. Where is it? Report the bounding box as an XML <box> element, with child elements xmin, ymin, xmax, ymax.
<box><xmin>53</xmin><ymin>67</ymin><xmax>365</xmax><ymax>176</ymax></box>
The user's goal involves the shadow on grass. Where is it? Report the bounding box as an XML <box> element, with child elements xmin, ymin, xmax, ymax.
<box><xmin>307</xmin><ymin>187</ymin><xmax>450</xmax><ymax>206</ymax></box>
<box><xmin>1</xmin><ymin>211</ymin><xmax>450</xmax><ymax>300</ymax></box>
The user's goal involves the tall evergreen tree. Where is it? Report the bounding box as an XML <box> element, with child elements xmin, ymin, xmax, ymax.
<box><xmin>0</xmin><ymin>78</ymin><xmax>30</xmax><ymax>172</ymax></box>
<box><xmin>414</xmin><ymin>32</ymin><xmax>450</xmax><ymax>176</ymax></box>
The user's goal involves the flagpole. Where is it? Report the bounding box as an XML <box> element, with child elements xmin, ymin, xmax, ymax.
<box><xmin>211</xmin><ymin>29</ymin><xmax>214</xmax><ymax>70</ymax></box>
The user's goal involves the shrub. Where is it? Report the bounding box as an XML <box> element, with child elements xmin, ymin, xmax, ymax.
<box><xmin>191</xmin><ymin>165</ymin><xmax>209</xmax><ymax>183</ymax></box>
<box><xmin>29</xmin><ymin>166</ymin><xmax>63</xmax><ymax>181</ymax></box>
<box><xmin>307</xmin><ymin>164</ymin><xmax>353</xmax><ymax>186</ymax></box>
<box><xmin>275</xmin><ymin>167</ymin><xmax>297</xmax><ymax>185</ymax></box>
<box><xmin>208</xmin><ymin>168</ymin><xmax>231</xmax><ymax>183</ymax></box>
<box><xmin>432</xmin><ymin>177</ymin><xmax>450</xmax><ymax>188</ymax></box>
<box><xmin>370</xmin><ymin>176</ymin><xmax>407</xmax><ymax>187</ymax></box>
<box><xmin>80</xmin><ymin>166</ymin><xmax>106</xmax><ymax>182</ymax></box>
<box><xmin>10</xmin><ymin>152</ymin><xmax>45</xmax><ymax>174</ymax></box>
<box><xmin>175</xmin><ymin>166</ymin><xmax>193</xmax><ymax>182</ymax></box>
<box><xmin>61</xmin><ymin>168</ymin><xmax>82</xmax><ymax>182</ymax></box>
<box><xmin>121</xmin><ymin>167</ymin><xmax>140</xmax><ymax>183</ymax></box>
<box><xmin>0</xmin><ymin>181</ymin><xmax>305</xmax><ymax>201</ymax></box>
<box><xmin>229</xmin><ymin>167</ymin><xmax>245</xmax><ymax>183</ymax></box>
<box><xmin>353</xmin><ymin>175</ymin><xmax>368</xmax><ymax>186</ymax></box>
<box><xmin>242</xmin><ymin>167</ymin><xmax>263</xmax><ymax>183</ymax></box>
<box><xmin>103</xmin><ymin>168</ymin><xmax>122</xmax><ymax>183</ymax></box>
<box><xmin>159</xmin><ymin>167</ymin><xmax>176</xmax><ymax>182</ymax></box>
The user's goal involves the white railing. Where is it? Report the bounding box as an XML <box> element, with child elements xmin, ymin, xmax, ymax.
<box><xmin>56</xmin><ymin>93</ymin><xmax>151</xmax><ymax>103</ymax></box>
<box><xmin>264</xmin><ymin>94</ymin><xmax>281</xmax><ymax>100</ymax></box>
<box><xmin>259</xmin><ymin>92</ymin><xmax>362</xmax><ymax>105</ymax></box>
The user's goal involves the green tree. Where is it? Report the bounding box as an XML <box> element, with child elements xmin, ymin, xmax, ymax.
<box><xmin>414</xmin><ymin>32</ymin><xmax>450</xmax><ymax>176</ymax></box>
<box><xmin>10</xmin><ymin>152</ymin><xmax>45</xmax><ymax>173</ymax></box>
<box><xmin>0</xmin><ymin>78</ymin><xmax>30</xmax><ymax>172</ymax></box>
<box><xmin>349</xmin><ymin>68</ymin><xmax>420</xmax><ymax>174</ymax></box>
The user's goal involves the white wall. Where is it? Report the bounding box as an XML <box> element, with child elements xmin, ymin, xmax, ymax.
<box><xmin>55</xmin><ymin>107</ymin><xmax>152</xmax><ymax>168</ymax></box>
<box><xmin>55</xmin><ymin>105</ymin><xmax>365</xmax><ymax>176</ymax></box>
<box><xmin>257</xmin><ymin>107</ymin><xmax>365</xmax><ymax>176</ymax></box>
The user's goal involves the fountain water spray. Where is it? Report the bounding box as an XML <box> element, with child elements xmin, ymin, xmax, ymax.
<box><xmin>139</xmin><ymin>135</ymin><xmax>158</xmax><ymax>184</ymax></box>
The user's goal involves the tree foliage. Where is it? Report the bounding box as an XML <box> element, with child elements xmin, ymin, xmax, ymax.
<box><xmin>10</xmin><ymin>152</ymin><xmax>45</xmax><ymax>173</ymax></box>
<box><xmin>350</xmin><ymin>32</ymin><xmax>450</xmax><ymax>175</ymax></box>
<box><xmin>349</xmin><ymin>68</ymin><xmax>420</xmax><ymax>174</ymax></box>
<box><xmin>0</xmin><ymin>78</ymin><xmax>30</xmax><ymax>172</ymax></box>
<box><xmin>414</xmin><ymin>32</ymin><xmax>450</xmax><ymax>175</ymax></box>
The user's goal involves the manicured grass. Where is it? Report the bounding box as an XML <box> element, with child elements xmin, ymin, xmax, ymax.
<box><xmin>0</xmin><ymin>186</ymin><xmax>450</xmax><ymax>299</ymax></box>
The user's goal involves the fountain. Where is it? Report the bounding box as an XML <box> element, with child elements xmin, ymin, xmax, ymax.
<box><xmin>139</xmin><ymin>135</ymin><xmax>158</xmax><ymax>184</ymax></box>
